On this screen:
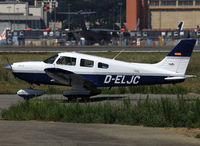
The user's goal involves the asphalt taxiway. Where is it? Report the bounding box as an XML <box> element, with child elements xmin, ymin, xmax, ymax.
<box><xmin>0</xmin><ymin>46</ymin><xmax>200</xmax><ymax>53</ymax></box>
<box><xmin>0</xmin><ymin>121</ymin><xmax>199</xmax><ymax>146</ymax></box>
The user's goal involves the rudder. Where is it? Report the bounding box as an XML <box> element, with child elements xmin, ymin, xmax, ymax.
<box><xmin>155</xmin><ymin>39</ymin><xmax>196</xmax><ymax>75</ymax></box>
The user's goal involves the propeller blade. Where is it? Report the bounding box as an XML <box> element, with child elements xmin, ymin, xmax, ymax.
<box><xmin>4</xmin><ymin>57</ymin><xmax>12</xmax><ymax>70</ymax></box>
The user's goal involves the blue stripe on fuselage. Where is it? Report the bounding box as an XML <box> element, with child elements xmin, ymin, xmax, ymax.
<box><xmin>80</xmin><ymin>74</ymin><xmax>183</xmax><ymax>86</ymax></box>
<box><xmin>13</xmin><ymin>72</ymin><xmax>184</xmax><ymax>87</ymax></box>
<box><xmin>13</xmin><ymin>72</ymin><xmax>55</xmax><ymax>85</ymax></box>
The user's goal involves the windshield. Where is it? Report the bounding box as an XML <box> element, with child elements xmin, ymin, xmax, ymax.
<box><xmin>43</xmin><ymin>55</ymin><xmax>58</xmax><ymax>64</ymax></box>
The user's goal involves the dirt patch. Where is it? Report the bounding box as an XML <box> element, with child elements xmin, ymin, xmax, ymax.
<box><xmin>164</xmin><ymin>127</ymin><xmax>200</xmax><ymax>138</ymax></box>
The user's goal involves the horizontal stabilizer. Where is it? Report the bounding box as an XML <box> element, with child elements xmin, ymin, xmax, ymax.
<box><xmin>165</xmin><ymin>77</ymin><xmax>186</xmax><ymax>81</ymax></box>
<box><xmin>165</xmin><ymin>75</ymin><xmax>196</xmax><ymax>81</ymax></box>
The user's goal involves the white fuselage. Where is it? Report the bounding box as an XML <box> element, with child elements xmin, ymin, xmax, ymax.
<box><xmin>11</xmin><ymin>52</ymin><xmax>184</xmax><ymax>87</ymax></box>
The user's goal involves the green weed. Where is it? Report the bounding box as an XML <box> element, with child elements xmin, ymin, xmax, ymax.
<box><xmin>195</xmin><ymin>133</ymin><xmax>200</xmax><ymax>138</ymax></box>
<box><xmin>2</xmin><ymin>96</ymin><xmax>200</xmax><ymax>128</ymax></box>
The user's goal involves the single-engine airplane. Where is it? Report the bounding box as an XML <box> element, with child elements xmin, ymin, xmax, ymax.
<box><xmin>4</xmin><ymin>39</ymin><xmax>196</xmax><ymax>99</ymax></box>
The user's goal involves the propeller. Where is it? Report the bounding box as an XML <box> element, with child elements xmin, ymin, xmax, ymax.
<box><xmin>4</xmin><ymin>57</ymin><xmax>13</xmax><ymax>70</ymax></box>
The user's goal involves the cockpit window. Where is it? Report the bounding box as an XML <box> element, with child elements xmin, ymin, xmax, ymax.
<box><xmin>80</xmin><ymin>59</ymin><xmax>94</xmax><ymax>67</ymax></box>
<box><xmin>43</xmin><ymin>55</ymin><xmax>58</xmax><ymax>64</ymax></box>
<box><xmin>98</xmin><ymin>62</ymin><xmax>109</xmax><ymax>69</ymax></box>
<box><xmin>56</xmin><ymin>56</ymin><xmax>76</xmax><ymax>66</ymax></box>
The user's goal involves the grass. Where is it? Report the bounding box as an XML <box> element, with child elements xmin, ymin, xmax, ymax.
<box><xmin>2</xmin><ymin>95</ymin><xmax>200</xmax><ymax>128</ymax></box>
<box><xmin>196</xmin><ymin>133</ymin><xmax>200</xmax><ymax>138</ymax></box>
<box><xmin>0</xmin><ymin>52</ymin><xmax>200</xmax><ymax>94</ymax></box>
<box><xmin>101</xmin><ymin>85</ymin><xmax>188</xmax><ymax>95</ymax></box>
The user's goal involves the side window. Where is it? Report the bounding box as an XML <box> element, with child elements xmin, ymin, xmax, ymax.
<box><xmin>98</xmin><ymin>62</ymin><xmax>109</xmax><ymax>69</ymax></box>
<box><xmin>56</xmin><ymin>56</ymin><xmax>76</xmax><ymax>66</ymax></box>
<box><xmin>80</xmin><ymin>59</ymin><xmax>94</xmax><ymax>67</ymax></box>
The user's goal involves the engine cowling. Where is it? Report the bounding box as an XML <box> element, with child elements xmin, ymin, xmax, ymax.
<box><xmin>17</xmin><ymin>88</ymin><xmax>45</xmax><ymax>99</ymax></box>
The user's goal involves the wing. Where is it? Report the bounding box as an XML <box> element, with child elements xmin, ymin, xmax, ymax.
<box><xmin>90</xmin><ymin>28</ymin><xmax>121</xmax><ymax>32</ymax></box>
<box><xmin>44</xmin><ymin>68</ymin><xmax>97</xmax><ymax>90</ymax></box>
<box><xmin>57</xmin><ymin>11</ymin><xmax>96</xmax><ymax>15</ymax></box>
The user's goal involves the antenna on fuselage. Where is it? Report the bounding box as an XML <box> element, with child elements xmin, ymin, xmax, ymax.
<box><xmin>113</xmin><ymin>49</ymin><xmax>125</xmax><ymax>60</ymax></box>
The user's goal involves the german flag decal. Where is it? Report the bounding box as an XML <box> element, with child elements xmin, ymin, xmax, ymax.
<box><xmin>175</xmin><ymin>52</ymin><xmax>182</xmax><ymax>56</ymax></box>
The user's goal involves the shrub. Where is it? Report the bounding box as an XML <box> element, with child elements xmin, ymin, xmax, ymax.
<box><xmin>2</xmin><ymin>96</ymin><xmax>200</xmax><ymax>128</ymax></box>
<box><xmin>195</xmin><ymin>133</ymin><xmax>200</xmax><ymax>138</ymax></box>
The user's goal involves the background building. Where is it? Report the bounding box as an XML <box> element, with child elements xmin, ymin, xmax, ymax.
<box><xmin>149</xmin><ymin>0</ymin><xmax>200</xmax><ymax>30</ymax></box>
<box><xmin>0</xmin><ymin>1</ymin><xmax>47</xmax><ymax>33</ymax></box>
<box><xmin>126</xmin><ymin>0</ymin><xmax>148</xmax><ymax>30</ymax></box>
<box><xmin>34</xmin><ymin>0</ymin><xmax>58</xmax><ymax>30</ymax></box>
<box><xmin>126</xmin><ymin>0</ymin><xmax>200</xmax><ymax>30</ymax></box>
<box><xmin>34</xmin><ymin>0</ymin><xmax>58</xmax><ymax>11</ymax></box>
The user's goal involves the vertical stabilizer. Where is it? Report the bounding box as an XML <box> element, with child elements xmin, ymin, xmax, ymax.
<box><xmin>77</xmin><ymin>13</ymin><xmax>87</xmax><ymax>31</ymax></box>
<box><xmin>155</xmin><ymin>39</ymin><xmax>196</xmax><ymax>75</ymax></box>
<box><xmin>176</xmin><ymin>21</ymin><xmax>184</xmax><ymax>31</ymax></box>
